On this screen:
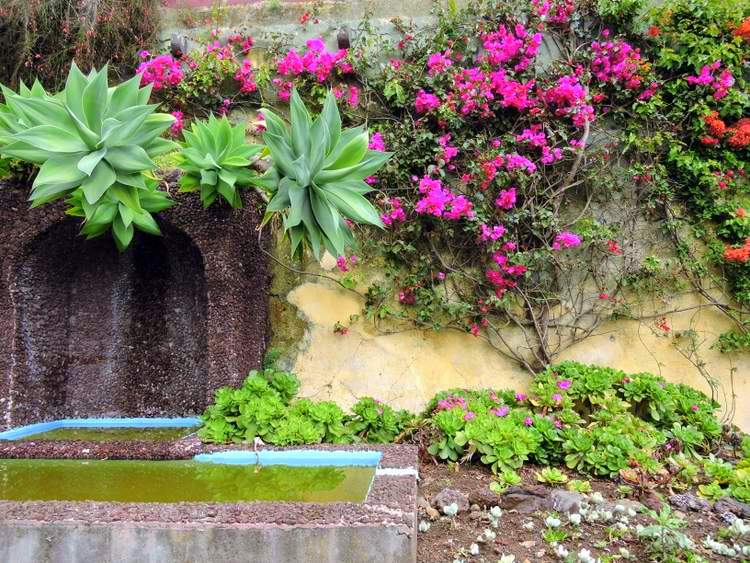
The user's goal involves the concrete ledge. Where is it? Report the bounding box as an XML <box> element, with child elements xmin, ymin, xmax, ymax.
<box><xmin>0</xmin><ymin>522</ymin><xmax>415</xmax><ymax>563</ymax></box>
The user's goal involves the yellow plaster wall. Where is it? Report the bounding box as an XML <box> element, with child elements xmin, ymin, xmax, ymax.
<box><xmin>283</xmin><ymin>280</ymin><xmax>749</xmax><ymax>430</ymax></box>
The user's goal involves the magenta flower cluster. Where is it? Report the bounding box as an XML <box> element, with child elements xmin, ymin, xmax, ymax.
<box><xmin>480</xmin><ymin>24</ymin><xmax>543</xmax><ymax>72</ymax></box>
<box><xmin>414</xmin><ymin>176</ymin><xmax>475</xmax><ymax>220</ymax></box>
<box><xmin>381</xmin><ymin>198</ymin><xmax>407</xmax><ymax>226</ymax></box>
<box><xmin>590</xmin><ymin>35</ymin><xmax>644</xmax><ymax>89</ymax></box>
<box><xmin>136</xmin><ymin>54</ymin><xmax>183</xmax><ymax>91</ymax></box>
<box><xmin>276</xmin><ymin>37</ymin><xmax>351</xmax><ymax>81</ymax></box>
<box><xmin>551</xmin><ymin>231</ymin><xmax>582</xmax><ymax>250</ymax></box>
<box><xmin>235</xmin><ymin>59</ymin><xmax>258</xmax><ymax>93</ymax></box>
<box><xmin>686</xmin><ymin>60</ymin><xmax>735</xmax><ymax>100</ymax></box>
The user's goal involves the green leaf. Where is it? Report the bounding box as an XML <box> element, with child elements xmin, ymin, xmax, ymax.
<box><xmin>0</xmin><ymin>141</ymin><xmax>51</xmax><ymax>164</ymax></box>
<box><xmin>15</xmin><ymin>125</ymin><xmax>89</xmax><ymax>154</ymax></box>
<box><xmin>105</xmin><ymin>145</ymin><xmax>155</xmax><ymax>172</ymax></box>
<box><xmin>132</xmin><ymin>210</ymin><xmax>161</xmax><ymax>235</ymax></box>
<box><xmin>201</xmin><ymin>169</ymin><xmax>218</xmax><ymax>186</ymax></box>
<box><xmin>290</xmin><ymin>89</ymin><xmax>312</xmax><ymax>158</ymax></box>
<box><xmin>110</xmin><ymin>184</ymin><xmax>143</xmax><ymax>213</ymax></box>
<box><xmin>63</xmin><ymin>62</ymin><xmax>88</xmax><ymax>122</ymax></box>
<box><xmin>112</xmin><ymin>213</ymin><xmax>134</xmax><ymax>252</ymax></box>
<box><xmin>286</xmin><ymin>179</ymin><xmax>304</xmax><ymax>228</ymax></box>
<box><xmin>320</xmin><ymin>89</ymin><xmax>341</xmax><ymax>153</ymax></box>
<box><xmin>33</xmin><ymin>154</ymin><xmax>88</xmax><ymax>188</ymax></box>
<box><xmin>118</xmin><ymin>203</ymin><xmax>134</xmax><ymax>227</ymax></box>
<box><xmin>82</xmin><ymin>67</ymin><xmax>109</xmax><ymax>134</ymax></box>
<box><xmin>81</xmin><ymin>161</ymin><xmax>117</xmax><ymax>204</ymax></box>
<box><xmin>321</xmin><ymin>186</ymin><xmax>384</xmax><ymax>227</ymax></box>
<box><xmin>77</xmin><ymin>149</ymin><xmax>108</xmax><ymax>176</ymax></box>
<box><xmin>101</xmin><ymin>105</ymin><xmax>158</xmax><ymax>147</ymax></box>
<box><xmin>29</xmin><ymin>183</ymin><xmax>76</xmax><ymax>206</ymax></box>
<box><xmin>108</xmin><ymin>74</ymin><xmax>142</xmax><ymax>116</ymax></box>
<box><xmin>328</xmin><ymin>133</ymin><xmax>368</xmax><ymax>170</ymax></box>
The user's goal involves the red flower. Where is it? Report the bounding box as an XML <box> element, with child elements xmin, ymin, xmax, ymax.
<box><xmin>700</xmin><ymin>135</ymin><xmax>720</xmax><ymax>146</ymax></box>
<box><xmin>733</xmin><ymin>17</ymin><xmax>750</xmax><ymax>42</ymax></box>
<box><xmin>656</xmin><ymin>317</ymin><xmax>671</xmax><ymax>333</ymax></box>
<box><xmin>727</xmin><ymin>118</ymin><xmax>750</xmax><ymax>149</ymax></box>
<box><xmin>606</xmin><ymin>239</ymin><xmax>623</xmax><ymax>255</ymax></box>
<box><xmin>724</xmin><ymin>239</ymin><xmax>750</xmax><ymax>263</ymax></box>
<box><xmin>704</xmin><ymin>111</ymin><xmax>727</xmax><ymax>137</ymax></box>
<box><xmin>647</xmin><ymin>26</ymin><xmax>661</xmax><ymax>37</ymax></box>
<box><xmin>737</xmin><ymin>208</ymin><xmax>747</xmax><ymax>218</ymax></box>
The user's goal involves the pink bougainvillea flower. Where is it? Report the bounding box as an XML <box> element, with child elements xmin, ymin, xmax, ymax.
<box><xmin>427</xmin><ymin>50</ymin><xmax>453</xmax><ymax>75</ymax></box>
<box><xmin>552</xmin><ymin>231</ymin><xmax>582</xmax><ymax>250</ymax></box>
<box><xmin>415</xmin><ymin>90</ymin><xmax>441</xmax><ymax>113</ymax></box>
<box><xmin>495</xmin><ymin>187</ymin><xmax>517</xmax><ymax>210</ymax></box>
<box><xmin>136</xmin><ymin>54</ymin><xmax>183</xmax><ymax>91</ymax></box>
<box><xmin>381</xmin><ymin>198</ymin><xmax>406</xmax><ymax>226</ymax></box>
<box><xmin>170</xmin><ymin>111</ymin><xmax>184</xmax><ymax>137</ymax></box>
<box><xmin>336</xmin><ymin>256</ymin><xmax>349</xmax><ymax>272</ymax></box>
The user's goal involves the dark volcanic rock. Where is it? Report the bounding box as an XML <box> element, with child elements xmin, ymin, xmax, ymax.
<box><xmin>432</xmin><ymin>488</ymin><xmax>470</xmax><ymax>514</ymax></box>
<box><xmin>714</xmin><ymin>496</ymin><xmax>750</xmax><ymax>519</ymax></box>
<box><xmin>0</xmin><ymin>182</ymin><xmax>270</xmax><ymax>428</ymax></box>
<box><xmin>499</xmin><ymin>485</ymin><xmax>550</xmax><ymax>514</ymax></box>
<box><xmin>669</xmin><ymin>493</ymin><xmax>713</xmax><ymax>512</ymax></box>
<box><xmin>468</xmin><ymin>485</ymin><xmax>499</xmax><ymax>509</ymax></box>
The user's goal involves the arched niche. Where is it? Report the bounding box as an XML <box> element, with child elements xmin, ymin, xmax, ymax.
<box><xmin>10</xmin><ymin>219</ymin><xmax>209</xmax><ymax>421</ymax></box>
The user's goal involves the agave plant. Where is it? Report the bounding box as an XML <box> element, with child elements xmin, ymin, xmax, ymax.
<box><xmin>177</xmin><ymin>114</ymin><xmax>263</xmax><ymax>208</ymax></box>
<box><xmin>254</xmin><ymin>89</ymin><xmax>392</xmax><ymax>258</ymax></box>
<box><xmin>0</xmin><ymin>80</ymin><xmax>48</xmax><ymax>145</ymax></box>
<box><xmin>0</xmin><ymin>63</ymin><xmax>176</xmax><ymax>250</ymax></box>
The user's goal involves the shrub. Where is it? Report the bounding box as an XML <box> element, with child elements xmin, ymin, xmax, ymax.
<box><xmin>0</xmin><ymin>0</ymin><xmax>160</xmax><ymax>90</ymax></box>
<box><xmin>199</xmin><ymin>370</ymin><xmax>411</xmax><ymax>445</ymax></box>
<box><xmin>138</xmin><ymin>31</ymin><xmax>264</xmax><ymax>116</ymax></box>
<box><xmin>422</xmin><ymin>362</ymin><xmax>724</xmax><ymax>477</ymax></box>
<box><xmin>0</xmin><ymin>63</ymin><xmax>176</xmax><ymax>250</ymax></box>
<box><xmin>345</xmin><ymin>397</ymin><xmax>414</xmax><ymax>443</ymax></box>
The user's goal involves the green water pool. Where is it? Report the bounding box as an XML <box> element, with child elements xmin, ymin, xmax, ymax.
<box><xmin>0</xmin><ymin>459</ymin><xmax>375</xmax><ymax>503</ymax></box>
<box><xmin>18</xmin><ymin>426</ymin><xmax>198</xmax><ymax>442</ymax></box>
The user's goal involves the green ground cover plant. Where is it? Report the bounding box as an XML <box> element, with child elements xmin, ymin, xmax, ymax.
<box><xmin>200</xmin><ymin>360</ymin><xmax>750</xmax><ymax>510</ymax></box>
<box><xmin>198</xmin><ymin>368</ymin><xmax>413</xmax><ymax>445</ymax></box>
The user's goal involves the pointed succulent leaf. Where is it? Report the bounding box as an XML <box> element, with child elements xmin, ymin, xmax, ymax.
<box><xmin>81</xmin><ymin>160</ymin><xmax>117</xmax><ymax>204</ymax></box>
<box><xmin>290</xmin><ymin>89</ymin><xmax>312</xmax><ymax>158</ymax></box>
<box><xmin>34</xmin><ymin>155</ymin><xmax>88</xmax><ymax>188</ymax></box>
<box><xmin>15</xmin><ymin>125</ymin><xmax>89</xmax><ymax>154</ymax></box>
<box><xmin>112</xmin><ymin>213</ymin><xmax>134</xmax><ymax>252</ymax></box>
<box><xmin>105</xmin><ymin>145</ymin><xmax>155</xmax><ymax>172</ymax></box>
<box><xmin>77</xmin><ymin>148</ymin><xmax>108</xmax><ymax>176</ymax></box>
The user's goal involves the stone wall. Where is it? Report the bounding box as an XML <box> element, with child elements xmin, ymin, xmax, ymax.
<box><xmin>0</xmin><ymin>183</ymin><xmax>270</xmax><ymax>429</ymax></box>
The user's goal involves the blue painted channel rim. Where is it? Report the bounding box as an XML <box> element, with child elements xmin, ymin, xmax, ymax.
<box><xmin>193</xmin><ymin>450</ymin><xmax>383</xmax><ymax>467</ymax></box>
<box><xmin>0</xmin><ymin>417</ymin><xmax>201</xmax><ymax>441</ymax></box>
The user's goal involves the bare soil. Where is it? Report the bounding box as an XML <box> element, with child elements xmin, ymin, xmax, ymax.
<box><xmin>417</xmin><ymin>461</ymin><xmax>736</xmax><ymax>562</ymax></box>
